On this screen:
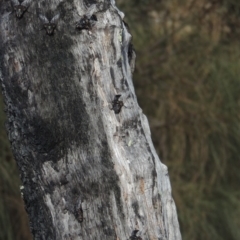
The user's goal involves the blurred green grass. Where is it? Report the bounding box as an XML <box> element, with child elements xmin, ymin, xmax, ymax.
<box><xmin>0</xmin><ymin>95</ymin><xmax>32</xmax><ymax>240</ymax></box>
<box><xmin>118</xmin><ymin>0</ymin><xmax>240</xmax><ymax>239</ymax></box>
<box><xmin>1</xmin><ymin>0</ymin><xmax>240</xmax><ymax>239</ymax></box>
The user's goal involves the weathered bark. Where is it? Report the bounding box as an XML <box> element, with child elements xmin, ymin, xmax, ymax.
<box><xmin>0</xmin><ymin>0</ymin><xmax>181</xmax><ymax>239</ymax></box>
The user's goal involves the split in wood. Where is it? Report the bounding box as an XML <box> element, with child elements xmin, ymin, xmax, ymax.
<box><xmin>74</xmin><ymin>200</ymin><xmax>89</xmax><ymax>223</ymax></box>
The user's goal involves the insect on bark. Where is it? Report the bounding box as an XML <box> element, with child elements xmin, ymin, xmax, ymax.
<box><xmin>111</xmin><ymin>94</ymin><xmax>124</xmax><ymax>114</ymax></box>
<box><xmin>39</xmin><ymin>13</ymin><xmax>60</xmax><ymax>36</ymax></box>
<box><xmin>129</xmin><ymin>230</ymin><xmax>142</xmax><ymax>240</ymax></box>
<box><xmin>12</xmin><ymin>0</ymin><xmax>31</xmax><ymax>19</ymax></box>
<box><xmin>75</xmin><ymin>4</ymin><xmax>98</xmax><ymax>31</ymax></box>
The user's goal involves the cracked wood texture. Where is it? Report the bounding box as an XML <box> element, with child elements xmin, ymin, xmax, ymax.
<box><xmin>0</xmin><ymin>0</ymin><xmax>182</xmax><ymax>239</ymax></box>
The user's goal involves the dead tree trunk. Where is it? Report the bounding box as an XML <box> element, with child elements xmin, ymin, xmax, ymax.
<box><xmin>0</xmin><ymin>0</ymin><xmax>182</xmax><ymax>239</ymax></box>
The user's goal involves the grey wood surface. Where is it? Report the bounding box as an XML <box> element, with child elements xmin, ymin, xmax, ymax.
<box><xmin>0</xmin><ymin>0</ymin><xmax>182</xmax><ymax>239</ymax></box>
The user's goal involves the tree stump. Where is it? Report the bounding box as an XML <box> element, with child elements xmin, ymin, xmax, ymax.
<box><xmin>0</xmin><ymin>0</ymin><xmax>182</xmax><ymax>239</ymax></box>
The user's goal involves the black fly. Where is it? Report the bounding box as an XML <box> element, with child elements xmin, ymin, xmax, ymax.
<box><xmin>39</xmin><ymin>13</ymin><xmax>60</xmax><ymax>36</ymax></box>
<box><xmin>111</xmin><ymin>94</ymin><xmax>124</xmax><ymax>114</ymax></box>
<box><xmin>75</xmin><ymin>4</ymin><xmax>98</xmax><ymax>31</ymax></box>
<box><xmin>12</xmin><ymin>0</ymin><xmax>31</xmax><ymax>19</ymax></box>
<box><xmin>76</xmin><ymin>14</ymin><xmax>97</xmax><ymax>31</ymax></box>
<box><xmin>129</xmin><ymin>230</ymin><xmax>142</xmax><ymax>240</ymax></box>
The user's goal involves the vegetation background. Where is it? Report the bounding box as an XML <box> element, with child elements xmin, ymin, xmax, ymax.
<box><xmin>1</xmin><ymin>0</ymin><xmax>240</xmax><ymax>239</ymax></box>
